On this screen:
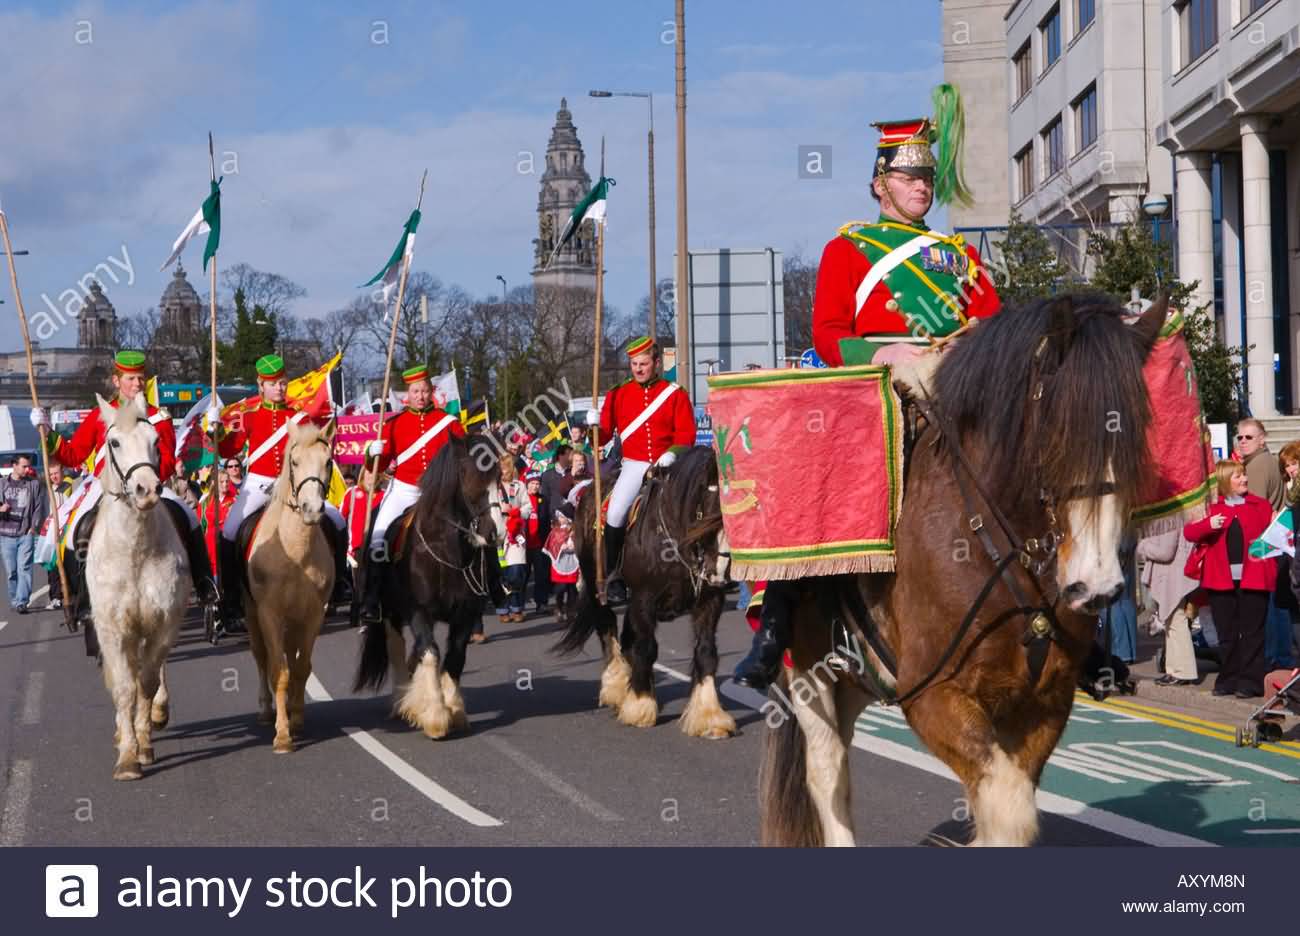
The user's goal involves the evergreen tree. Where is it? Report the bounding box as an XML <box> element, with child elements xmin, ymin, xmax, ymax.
<box><xmin>990</xmin><ymin>211</ymin><xmax>1072</xmax><ymax>307</ymax></box>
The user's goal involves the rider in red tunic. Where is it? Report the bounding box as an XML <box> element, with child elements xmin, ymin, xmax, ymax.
<box><xmin>733</xmin><ymin>85</ymin><xmax>1003</xmax><ymax>690</ymax></box>
<box><xmin>594</xmin><ymin>336</ymin><xmax>695</xmax><ymax>599</ymax></box>
<box><xmin>32</xmin><ymin>349</ymin><xmax>218</xmax><ymax>632</ymax></box>
<box><xmin>358</xmin><ymin>364</ymin><xmax>466</xmax><ymax>624</ymax></box>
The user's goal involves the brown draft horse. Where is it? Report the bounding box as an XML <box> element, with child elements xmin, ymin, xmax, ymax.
<box><xmin>760</xmin><ymin>293</ymin><xmax>1167</xmax><ymax>846</ymax></box>
<box><xmin>555</xmin><ymin>446</ymin><xmax>735</xmax><ymax>737</ymax></box>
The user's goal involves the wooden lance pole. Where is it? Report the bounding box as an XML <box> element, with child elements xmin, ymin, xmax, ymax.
<box><xmin>206</xmin><ymin>132</ymin><xmax>222</xmax><ymax>610</ymax></box>
<box><xmin>591</xmin><ymin>140</ymin><xmax>609</xmax><ymax>604</ymax></box>
<box><xmin>358</xmin><ymin>170</ymin><xmax>427</xmax><ymax>605</ymax></box>
<box><xmin>0</xmin><ymin>206</ymin><xmax>74</xmax><ymax>629</ymax></box>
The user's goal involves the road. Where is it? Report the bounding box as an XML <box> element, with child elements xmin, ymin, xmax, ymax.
<box><xmin>1</xmin><ymin>585</ymin><xmax>1297</xmax><ymax>847</ymax></box>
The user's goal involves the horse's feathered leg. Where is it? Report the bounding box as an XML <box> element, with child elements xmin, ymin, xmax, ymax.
<box><xmin>617</xmin><ymin>590</ymin><xmax>659</xmax><ymax>728</ymax></box>
<box><xmin>787</xmin><ymin>660</ymin><xmax>856</xmax><ymax>846</ymax></box>
<box><xmin>150</xmin><ymin>662</ymin><xmax>170</xmax><ymax>730</ymax></box>
<box><xmin>397</xmin><ymin>611</ymin><xmax>452</xmax><ymax>739</ymax></box>
<box><xmin>905</xmin><ymin>686</ymin><xmax>1039</xmax><ymax>846</ymax></box>
<box><xmin>101</xmin><ymin>624</ymin><xmax>143</xmax><ymax>781</ymax></box>
<box><xmin>440</xmin><ymin>604</ymin><xmax>476</xmax><ymax>735</ymax></box>
<box><xmin>679</xmin><ymin>588</ymin><xmax>736</xmax><ymax>739</ymax></box>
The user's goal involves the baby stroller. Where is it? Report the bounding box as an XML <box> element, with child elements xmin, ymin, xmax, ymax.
<box><xmin>1234</xmin><ymin>667</ymin><xmax>1300</xmax><ymax>748</ymax></box>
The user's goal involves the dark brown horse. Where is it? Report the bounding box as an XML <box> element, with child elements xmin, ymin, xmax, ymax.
<box><xmin>555</xmin><ymin>446</ymin><xmax>735</xmax><ymax>737</ymax></box>
<box><xmin>760</xmin><ymin>293</ymin><xmax>1167</xmax><ymax>846</ymax></box>
<box><xmin>353</xmin><ymin>434</ymin><xmax>503</xmax><ymax>738</ymax></box>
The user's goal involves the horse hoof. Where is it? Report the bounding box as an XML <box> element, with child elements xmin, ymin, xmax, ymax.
<box><xmin>113</xmin><ymin>762</ymin><xmax>143</xmax><ymax>781</ymax></box>
<box><xmin>273</xmin><ymin>737</ymin><xmax>294</xmax><ymax>754</ymax></box>
<box><xmin>137</xmin><ymin>747</ymin><xmax>155</xmax><ymax>766</ymax></box>
<box><xmin>616</xmin><ymin>693</ymin><xmax>659</xmax><ymax>728</ymax></box>
<box><xmin>150</xmin><ymin>706</ymin><xmax>170</xmax><ymax>730</ymax></box>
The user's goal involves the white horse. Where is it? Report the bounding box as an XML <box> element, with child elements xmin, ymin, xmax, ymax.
<box><xmin>86</xmin><ymin>394</ymin><xmax>190</xmax><ymax>780</ymax></box>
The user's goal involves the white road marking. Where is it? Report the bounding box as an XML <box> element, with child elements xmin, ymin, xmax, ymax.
<box><xmin>20</xmin><ymin>670</ymin><xmax>44</xmax><ymax>725</ymax></box>
<box><xmin>304</xmin><ymin>674</ymin><xmax>502</xmax><ymax>828</ymax></box>
<box><xmin>0</xmin><ymin>758</ymin><xmax>33</xmax><ymax>846</ymax></box>
<box><xmin>0</xmin><ymin>620</ymin><xmax>6</xmax><ymax>634</ymax></box>
<box><xmin>1242</xmin><ymin>828</ymin><xmax>1300</xmax><ymax>835</ymax></box>
<box><xmin>482</xmin><ymin>735</ymin><xmax>622</xmax><ymax>822</ymax></box>
<box><xmin>34</xmin><ymin>618</ymin><xmax>51</xmax><ymax>654</ymax></box>
<box><xmin>654</xmin><ymin>662</ymin><xmax>691</xmax><ymax>683</ymax></box>
<box><xmin>714</xmin><ymin>677</ymin><xmax>1216</xmax><ymax>848</ymax></box>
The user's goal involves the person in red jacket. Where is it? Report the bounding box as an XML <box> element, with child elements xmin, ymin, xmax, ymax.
<box><xmin>359</xmin><ymin>364</ymin><xmax>466</xmax><ymax>624</ymax></box>
<box><xmin>593</xmin><ymin>336</ymin><xmax>695</xmax><ymax>593</ymax></box>
<box><xmin>200</xmin><ymin>469</ymin><xmax>238</xmax><ymax>578</ymax></box>
<box><xmin>736</xmin><ymin>86</ymin><xmax>1001</xmax><ymax>690</ymax></box>
<box><xmin>31</xmin><ymin>350</ymin><xmax>218</xmax><ymax>631</ymax></box>
<box><xmin>1184</xmin><ymin>460</ymin><xmax>1277</xmax><ymax>698</ymax></box>
<box><xmin>210</xmin><ymin>354</ymin><xmax>348</xmax><ymax>624</ymax></box>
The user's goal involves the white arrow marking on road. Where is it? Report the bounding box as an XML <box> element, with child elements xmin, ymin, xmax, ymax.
<box><xmin>305</xmin><ymin>674</ymin><xmax>503</xmax><ymax>828</ymax></box>
<box><xmin>1243</xmin><ymin>828</ymin><xmax>1300</xmax><ymax>835</ymax></box>
<box><xmin>0</xmin><ymin>621</ymin><xmax>6</xmax><ymax>634</ymax></box>
<box><xmin>1121</xmin><ymin>741</ymin><xmax>1300</xmax><ymax>782</ymax></box>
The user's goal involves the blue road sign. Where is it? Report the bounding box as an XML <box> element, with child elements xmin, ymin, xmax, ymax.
<box><xmin>799</xmin><ymin>347</ymin><xmax>827</xmax><ymax>369</ymax></box>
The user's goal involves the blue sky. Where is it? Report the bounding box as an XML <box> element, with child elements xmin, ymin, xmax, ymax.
<box><xmin>0</xmin><ymin>0</ymin><xmax>944</xmax><ymax>359</ymax></box>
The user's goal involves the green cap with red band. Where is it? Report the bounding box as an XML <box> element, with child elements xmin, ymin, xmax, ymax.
<box><xmin>255</xmin><ymin>354</ymin><xmax>286</xmax><ymax>380</ymax></box>
<box><xmin>625</xmin><ymin>336</ymin><xmax>655</xmax><ymax>358</ymax></box>
<box><xmin>402</xmin><ymin>364</ymin><xmax>430</xmax><ymax>385</ymax></box>
<box><xmin>114</xmin><ymin>350</ymin><xmax>147</xmax><ymax>375</ymax></box>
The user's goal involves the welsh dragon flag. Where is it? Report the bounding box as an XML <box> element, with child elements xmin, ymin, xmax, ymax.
<box><xmin>544</xmin><ymin>176</ymin><xmax>614</xmax><ymax>270</ymax></box>
<box><xmin>1249</xmin><ymin>511</ymin><xmax>1295</xmax><ymax>559</ymax></box>
<box><xmin>432</xmin><ymin>369</ymin><xmax>461</xmax><ymax>416</ymax></box>
<box><xmin>361</xmin><ymin>209</ymin><xmax>420</xmax><ymax>303</ymax></box>
<box><xmin>161</xmin><ymin>179</ymin><xmax>221</xmax><ymax>272</ymax></box>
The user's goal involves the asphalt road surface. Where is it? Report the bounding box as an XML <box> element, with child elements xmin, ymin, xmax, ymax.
<box><xmin>1</xmin><ymin>583</ymin><xmax>1293</xmax><ymax>848</ymax></box>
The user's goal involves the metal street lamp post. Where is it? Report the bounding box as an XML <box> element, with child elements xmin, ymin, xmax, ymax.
<box><xmin>589</xmin><ymin>89</ymin><xmax>656</xmax><ymax>344</ymax></box>
<box><xmin>0</xmin><ymin>250</ymin><xmax>29</xmax><ymax>304</ymax></box>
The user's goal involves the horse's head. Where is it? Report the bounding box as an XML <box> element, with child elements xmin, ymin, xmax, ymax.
<box><xmin>935</xmin><ymin>292</ymin><xmax>1165</xmax><ymax>614</ymax></box>
<box><xmin>465</xmin><ymin>435</ymin><xmax>505</xmax><ymax>547</ymax></box>
<box><xmin>98</xmin><ymin>393</ymin><xmax>162</xmax><ymax>511</ymax></box>
<box><xmin>675</xmin><ymin>448</ymin><xmax>731</xmax><ymax>587</ymax></box>
<box><xmin>282</xmin><ymin>418</ymin><xmax>335</xmax><ymax>525</ymax></box>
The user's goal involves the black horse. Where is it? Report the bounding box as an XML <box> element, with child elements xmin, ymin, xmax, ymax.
<box><xmin>555</xmin><ymin>446</ymin><xmax>736</xmax><ymax>737</ymax></box>
<box><xmin>353</xmin><ymin>433</ymin><xmax>503</xmax><ymax>738</ymax></box>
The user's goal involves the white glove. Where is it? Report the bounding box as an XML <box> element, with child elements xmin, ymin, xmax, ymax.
<box><xmin>585</xmin><ymin>409</ymin><xmax>599</xmax><ymax>427</ymax></box>
<box><xmin>29</xmin><ymin>407</ymin><xmax>49</xmax><ymax>429</ymax></box>
<box><xmin>205</xmin><ymin>405</ymin><xmax>222</xmax><ymax>427</ymax></box>
<box><xmin>655</xmin><ymin>451</ymin><xmax>677</xmax><ymax>469</ymax></box>
<box><xmin>601</xmin><ymin>440</ymin><xmax>614</xmax><ymax>460</ymax></box>
<box><xmin>366</xmin><ymin>440</ymin><xmax>384</xmax><ymax>458</ymax></box>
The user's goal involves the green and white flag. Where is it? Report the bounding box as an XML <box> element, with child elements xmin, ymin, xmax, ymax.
<box><xmin>160</xmin><ymin>179</ymin><xmax>222</xmax><ymax>272</ymax></box>
<box><xmin>362</xmin><ymin>209</ymin><xmax>421</xmax><ymax>304</ymax></box>
<box><xmin>432</xmin><ymin>369</ymin><xmax>461</xmax><ymax>416</ymax></box>
<box><xmin>544</xmin><ymin>176</ymin><xmax>615</xmax><ymax>270</ymax></box>
<box><xmin>1249</xmin><ymin>510</ymin><xmax>1295</xmax><ymax>559</ymax></box>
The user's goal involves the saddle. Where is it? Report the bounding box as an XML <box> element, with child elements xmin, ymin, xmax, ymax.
<box><xmin>232</xmin><ymin>506</ymin><xmax>268</xmax><ymax>592</ymax></box>
<box><xmin>599</xmin><ymin>491</ymin><xmax>646</xmax><ymax>530</ymax></box>
<box><xmin>387</xmin><ymin>508</ymin><xmax>418</xmax><ymax>562</ymax></box>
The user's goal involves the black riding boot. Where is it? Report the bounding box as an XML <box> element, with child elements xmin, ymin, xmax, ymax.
<box><xmin>733</xmin><ymin>579</ymin><xmax>799</xmax><ymax>690</ymax></box>
<box><xmin>327</xmin><ymin>524</ymin><xmax>354</xmax><ymax>607</ymax></box>
<box><xmin>360</xmin><ymin>554</ymin><xmax>387</xmax><ymax>625</ymax></box>
<box><xmin>217</xmin><ymin>537</ymin><xmax>246</xmax><ymax>632</ymax></box>
<box><xmin>184</xmin><ymin>525</ymin><xmax>219</xmax><ymax>606</ymax></box>
<box><xmin>603</xmin><ymin>525</ymin><xmax>627</xmax><ymax>603</ymax></box>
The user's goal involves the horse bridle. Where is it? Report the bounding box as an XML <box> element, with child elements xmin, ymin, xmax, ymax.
<box><xmin>413</xmin><ymin>486</ymin><xmax>499</xmax><ymax>597</ymax></box>
<box><xmin>105</xmin><ymin>434</ymin><xmax>159</xmax><ymax>502</ymax></box>
<box><xmin>284</xmin><ymin>442</ymin><xmax>333</xmax><ymax>513</ymax></box>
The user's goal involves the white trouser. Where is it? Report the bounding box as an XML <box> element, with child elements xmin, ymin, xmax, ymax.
<box><xmin>66</xmin><ymin>476</ymin><xmax>199</xmax><ymax>543</ymax></box>
<box><xmin>220</xmin><ymin>471</ymin><xmax>344</xmax><ymax>541</ymax></box>
<box><xmin>367</xmin><ymin>478</ymin><xmax>422</xmax><ymax>556</ymax></box>
<box><xmin>606</xmin><ymin>459</ymin><xmax>650</xmax><ymax>528</ymax></box>
<box><xmin>1163</xmin><ymin>605</ymin><xmax>1198</xmax><ymax>681</ymax></box>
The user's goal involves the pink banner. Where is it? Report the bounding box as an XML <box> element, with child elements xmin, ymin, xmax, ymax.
<box><xmin>334</xmin><ymin>414</ymin><xmax>380</xmax><ymax>465</ymax></box>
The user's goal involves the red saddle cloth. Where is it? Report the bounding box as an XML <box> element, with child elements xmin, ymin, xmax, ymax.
<box><xmin>705</xmin><ymin>364</ymin><xmax>903</xmax><ymax>581</ymax></box>
<box><xmin>1133</xmin><ymin>311</ymin><xmax>1215</xmax><ymax>535</ymax></box>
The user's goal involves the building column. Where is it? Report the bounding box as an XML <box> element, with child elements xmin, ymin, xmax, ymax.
<box><xmin>1175</xmin><ymin>152</ymin><xmax>1215</xmax><ymax>318</ymax></box>
<box><xmin>1240</xmin><ymin>115</ymin><xmax>1276</xmax><ymax>418</ymax></box>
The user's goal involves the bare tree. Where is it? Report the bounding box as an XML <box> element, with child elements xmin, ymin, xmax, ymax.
<box><xmin>783</xmin><ymin>252</ymin><xmax>817</xmax><ymax>353</ymax></box>
<box><xmin>220</xmin><ymin>263</ymin><xmax>307</xmax><ymax>318</ymax></box>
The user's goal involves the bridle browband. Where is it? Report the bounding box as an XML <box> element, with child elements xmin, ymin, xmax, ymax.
<box><xmin>284</xmin><ymin>438</ymin><xmax>333</xmax><ymax>513</ymax></box>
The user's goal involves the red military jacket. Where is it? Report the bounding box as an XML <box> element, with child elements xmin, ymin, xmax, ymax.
<box><xmin>218</xmin><ymin>401</ymin><xmax>302</xmax><ymax>478</ymax></box>
<box><xmin>598</xmin><ymin>377</ymin><xmax>696</xmax><ymax>463</ymax></box>
<box><xmin>812</xmin><ymin>218</ymin><xmax>1001</xmax><ymax>367</ymax></box>
<box><xmin>373</xmin><ymin>405</ymin><xmax>465</xmax><ymax>486</ymax></box>
<box><xmin>49</xmin><ymin>397</ymin><xmax>177</xmax><ymax>481</ymax></box>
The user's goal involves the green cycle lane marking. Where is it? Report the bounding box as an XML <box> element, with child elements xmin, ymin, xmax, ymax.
<box><xmin>853</xmin><ymin>695</ymin><xmax>1300</xmax><ymax>847</ymax></box>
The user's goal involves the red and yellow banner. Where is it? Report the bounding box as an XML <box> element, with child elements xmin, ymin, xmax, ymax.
<box><xmin>705</xmin><ymin>365</ymin><xmax>903</xmax><ymax>580</ymax></box>
<box><xmin>1134</xmin><ymin>312</ymin><xmax>1214</xmax><ymax>534</ymax></box>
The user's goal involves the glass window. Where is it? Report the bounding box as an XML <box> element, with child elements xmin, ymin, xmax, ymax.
<box><xmin>1041</xmin><ymin>6</ymin><xmax>1062</xmax><ymax>69</ymax></box>
<box><xmin>1077</xmin><ymin>0</ymin><xmax>1095</xmax><ymax>32</ymax></box>
<box><xmin>1179</xmin><ymin>0</ymin><xmax>1217</xmax><ymax>65</ymax></box>
<box><xmin>1016</xmin><ymin>145</ymin><xmax>1034</xmax><ymax>200</ymax></box>
<box><xmin>1013</xmin><ymin>41</ymin><xmax>1032</xmax><ymax>100</ymax></box>
<box><xmin>1042</xmin><ymin>117</ymin><xmax>1064</xmax><ymax>178</ymax></box>
<box><xmin>1073</xmin><ymin>84</ymin><xmax>1098</xmax><ymax>151</ymax></box>
<box><xmin>1249</xmin><ymin>0</ymin><xmax>1270</xmax><ymax>14</ymax></box>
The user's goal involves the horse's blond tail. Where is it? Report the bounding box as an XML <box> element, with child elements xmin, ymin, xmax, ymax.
<box><xmin>758</xmin><ymin>671</ymin><xmax>823</xmax><ymax>847</ymax></box>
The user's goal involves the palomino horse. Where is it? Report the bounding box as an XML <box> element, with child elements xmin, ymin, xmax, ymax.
<box><xmin>556</xmin><ymin>446</ymin><xmax>735</xmax><ymax>737</ymax></box>
<box><xmin>242</xmin><ymin>419</ymin><xmax>336</xmax><ymax>753</ymax></box>
<box><xmin>86</xmin><ymin>394</ymin><xmax>189</xmax><ymax>780</ymax></box>
<box><xmin>354</xmin><ymin>434</ymin><xmax>504</xmax><ymax>738</ymax></box>
<box><xmin>760</xmin><ymin>293</ymin><xmax>1167</xmax><ymax>846</ymax></box>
